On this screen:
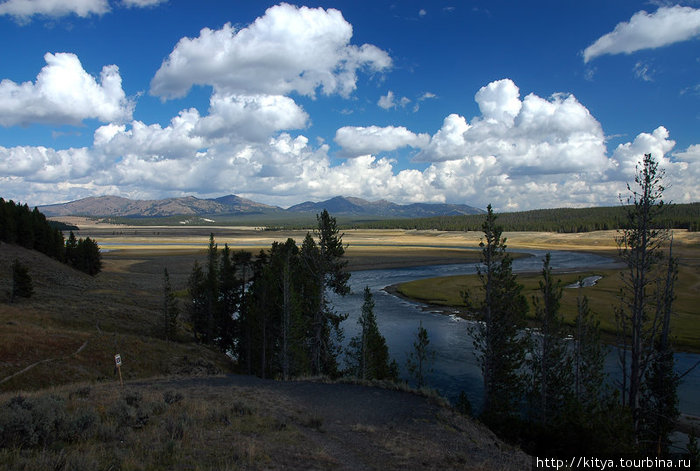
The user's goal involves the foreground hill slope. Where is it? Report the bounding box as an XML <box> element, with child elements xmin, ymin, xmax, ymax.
<box><xmin>0</xmin><ymin>242</ymin><xmax>231</xmax><ymax>390</ymax></box>
<box><xmin>0</xmin><ymin>375</ymin><xmax>529</xmax><ymax>470</ymax></box>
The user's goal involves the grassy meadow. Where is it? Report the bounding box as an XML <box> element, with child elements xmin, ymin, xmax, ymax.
<box><xmin>395</xmin><ymin>229</ymin><xmax>700</xmax><ymax>352</ymax></box>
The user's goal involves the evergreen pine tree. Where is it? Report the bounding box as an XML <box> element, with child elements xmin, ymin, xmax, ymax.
<box><xmin>527</xmin><ymin>253</ymin><xmax>572</xmax><ymax>426</ymax></box>
<box><xmin>79</xmin><ymin>237</ymin><xmax>102</xmax><ymax>275</ymax></box>
<box><xmin>161</xmin><ymin>268</ymin><xmax>179</xmax><ymax>341</ymax></box>
<box><xmin>465</xmin><ymin>204</ymin><xmax>528</xmax><ymax>429</ymax></box>
<box><xmin>204</xmin><ymin>233</ymin><xmax>218</xmax><ymax>342</ymax></box>
<box><xmin>187</xmin><ymin>260</ymin><xmax>208</xmax><ymax>342</ymax></box>
<box><xmin>406</xmin><ymin>321</ymin><xmax>435</xmax><ymax>388</ymax></box>
<box><xmin>639</xmin><ymin>238</ymin><xmax>679</xmax><ymax>456</ymax></box>
<box><xmin>303</xmin><ymin>210</ymin><xmax>349</xmax><ymax>377</ymax></box>
<box><xmin>456</xmin><ymin>391</ymin><xmax>473</xmax><ymax>416</ymax></box>
<box><xmin>65</xmin><ymin>231</ymin><xmax>78</xmax><ymax>267</ymax></box>
<box><xmin>10</xmin><ymin>259</ymin><xmax>34</xmax><ymax>302</ymax></box>
<box><xmin>217</xmin><ymin>244</ymin><xmax>238</xmax><ymax>351</ymax></box>
<box><xmin>347</xmin><ymin>286</ymin><xmax>398</xmax><ymax>381</ymax></box>
<box><xmin>232</xmin><ymin>250</ymin><xmax>254</xmax><ymax>374</ymax></box>
<box><xmin>572</xmin><ymin>289</ymin><xmax>606</xmax><ymax>412</ymax></box>
<box><xmin>615</xmin><ymin>153</ymin><xmax>675</xmax><ymax>440</ymax></box>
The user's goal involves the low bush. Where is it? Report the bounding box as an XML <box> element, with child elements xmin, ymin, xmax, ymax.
<box><xmin>0</xmin><ymin>395</ymin><xmax>66</xmax><ymax>448</ymax></box>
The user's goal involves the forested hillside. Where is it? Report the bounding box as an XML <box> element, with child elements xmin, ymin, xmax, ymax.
<box><xmin>0</xmin><ymin>198</ymin><xmax>66</xmax><ymax>259</ymax></box>
<box><xmin>0</xmin><ymin>198</ymin><xmax>101</xmax><ymax>275</ymax></box>
<box><xmin>351</xmin><ymin>203</ymin><xmax>700</xmax><ymax>232</ymax></box>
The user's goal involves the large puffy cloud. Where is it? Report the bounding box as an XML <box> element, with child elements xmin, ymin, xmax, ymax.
<box><xmin>93</xmin><ymin>91</ymin><xmax>309</xmax><ymax>160</ymax></box>
<box><xmin>150</xmin><ymin>3</ymin><xmax>391</xmax><ymax>99</ymax></box>
<box><xmin>334</xmin><ymin>125</ymin><xmax>429</xmax><ymax>157</ymax></box>
<box><xmin>0</xmin><ymin>0</ymin><xmax>109</xmax><ymax>19</ymax></box>
<box><xmin>417</xmin><ymin>79</ymin><xmax>608</xmax><ymax>175</ymax></box>
<box><xmin>93</xmin><ymin>110</ymin><xmax>206</xmax><ymax>160</ymax></box>
<box><xmin>584</xmin><ymin>6</ymin><xmax>700</xmax><ymax>63</ymax></box>
<box><xmin>3</xmin><ymin>74</ymin><xmax>698</xmax><ymax>211</ymax></box>
<box><xmin>194</xmin><ymin>93</ymin><xmax>308</xmax><ymax>141</ymax></box>
<box><xmin>674</xmin><ymin>144</ymin><xmax>700</xmax><ymax>163</ymax></box>
<box><xmin>0</xmin><ymin>52</ymin><xmax>133</xmax><ymax>126</ymax></box>
<box><xmin>0</xmin><ymin>145</ymin><xmax>93</xmax><ymax>182</ymax></box>
<box><xmin>474</xmin><ymin>79</ymin><xmax>521</xmax><ymax>125</ymax></box>
<box><xmin>2</xmin><ymin>125</ymin><xmax>697</xmax><ymax>210</ymax></box>
<box><xmin>609</xmin><ymin>126</ymin><xmax>676</xmax><ymax>180</ymax></box>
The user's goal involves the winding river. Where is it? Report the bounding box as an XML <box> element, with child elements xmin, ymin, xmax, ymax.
<box><xmin>331</xmin><ymin>249</ymin><xmax>700</xmax><ymax>417</ymax></box>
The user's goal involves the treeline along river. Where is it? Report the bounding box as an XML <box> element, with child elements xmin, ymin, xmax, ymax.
<box><xmin>331</xmin><ymin>249</ymin><xmax>700</xmax><ymax>417</ymax></box>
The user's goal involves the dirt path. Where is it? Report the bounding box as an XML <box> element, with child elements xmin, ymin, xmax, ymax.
<box><xmin>0</xmin><ymin>339</ymin><xmax>89</xmax><ymax>386</ymax></box>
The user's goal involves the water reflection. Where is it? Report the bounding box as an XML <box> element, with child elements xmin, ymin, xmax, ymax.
<box><xmin>333</xmin><ymin>250</ymin><xmax>700</xmax><ymax>416</ymax></box>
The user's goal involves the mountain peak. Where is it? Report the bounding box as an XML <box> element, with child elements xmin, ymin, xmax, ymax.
<box><xmin>38</xmin><ymin>194</ymin><xmax>482</xmax><ymax>218</ymax></box>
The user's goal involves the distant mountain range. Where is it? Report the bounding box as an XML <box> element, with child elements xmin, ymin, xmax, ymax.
<box><xmin>38</xmin><ymin>195</ymin><xmax>278</xmax><ymax>217</ymax></box>
<box><xmin>287</xmin><ymin>196</ymin><xmax>483</xmax><ymax>217</ymax></box>
<box><xmin>38</xmin><ymin>195</ymin><xmax>483</xmax><ymax>219</ymax></box>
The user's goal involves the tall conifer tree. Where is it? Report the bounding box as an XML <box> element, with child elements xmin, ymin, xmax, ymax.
<box><xmin>465</xmin><ymin>204</ymin><xmax>528</xmax><ymax>430</ymax></box>
<box><xmin>161</xmin><ymin>268</ymin><xmax>179</xmax><ymax>341</ymax></box>
<box><xmin>347</xmin><ymin>286</ymin><xmax>398</xmax><ymax>381</ymax></box>
<box><xmin>615</xmin><ymin>153</ymin><xmax>676</xmax><ymax>442</ymax></box>
<box><xmin>527</xmin><ymin>253</ymin><xmax>572</xmax><ymax>426</ymax></box>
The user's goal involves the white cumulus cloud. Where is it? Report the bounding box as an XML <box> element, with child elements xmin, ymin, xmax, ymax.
<box><xmin>0</xmin><ymin>0</ymin><xmax>109</xmax><ymax>20</ymax></box>
<box><xmin>194</xmin><ymin>93</ymin><xmax>309</xmax><ymax>142</ymax></box>
<box><xmin>377</xmin><ymin>90</ymin><xmax>411</xmax><ymax>110</ymax></box>
<box><xmin>93</xmin><ymin>92</ymin><xmax>309</xmax><ymax>160</ymax></box>
<box><xmin>583</xmin><ymin>5</ymin><xmax>700</xmax><ymax>63</ymax></box>
<box><xmin>609</xmin><ymin>126</ymin><xmax>676</xmax><ymax>180</ymax></box>
<box><xmin>416</xmin><ymin>79</ymin><xmax>608</xmax><ymax>175</ymax></box>
<box><xmin>3</xmin><ymin>72</ymin><xmax>698</xmax><ymax>211</ymax></box>
<box><xmin>0</xmin><ymin>52</ymin><xmax>133</xmax><ymax>126</ymax></box>
<box><xmin>474</xmin><ymin>78</ymin><xmax>522</xmax><ymax>125</ymax></box>
<box><xmin>150</xmin><ymin>3</ymin><xmax>391</xmax><ymax>99</ymax></box>
<box><xmin>334</xmin><ymin>125</ymin><xmax>429</xmax><ymax>157</ymax></box>
<box><xmin>674</xmin><ymin>144</ymin><xmax>700</xmax><ymax>162</ymax></box>
<box><xmin>0</xmin><ymin>145</ymin><xmax>94</xmax><ymax>182</ymax></box>
<box><xmin>93</xmin><ymin>110</ymin><xmax>206</xmax><ymax>160</ymax></box>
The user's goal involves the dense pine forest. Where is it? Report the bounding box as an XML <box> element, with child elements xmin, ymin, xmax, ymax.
<box><xmin>350</xmin><ymin>202</ymin><xmax>700</xmax><ymax>232</ymax></box>
<box><xmin>0</xmin><ymin>198</ymin><xmax>101</xmax><ymax>275</ymax></box>
<box><xmin>182</xmin><ymin>210</ymin><xmax>397</xmax><ymax>383</ymax></box>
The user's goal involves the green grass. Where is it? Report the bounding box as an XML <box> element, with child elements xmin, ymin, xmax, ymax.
<box><xmin>397</xmin><ymin>263</ymin><xmax>700</xmax><ymax>353</ymax></box>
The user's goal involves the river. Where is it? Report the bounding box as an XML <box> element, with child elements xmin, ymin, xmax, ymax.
<box><xmin>331</xmin><ymin>249</ymin><xmax>700</xmax><ymax>417</ymax></box>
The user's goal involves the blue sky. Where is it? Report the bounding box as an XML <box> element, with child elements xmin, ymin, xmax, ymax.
<box><xmin>0</xmin><ymin>0</ymin><xmax>698</xmax><ymax>210</ymax></box>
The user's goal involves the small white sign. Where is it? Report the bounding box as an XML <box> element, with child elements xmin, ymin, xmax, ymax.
<box><xmin>114</xmin><ymin>354</ymin><xmax>122</xmax><ymax>367</ymax></box>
